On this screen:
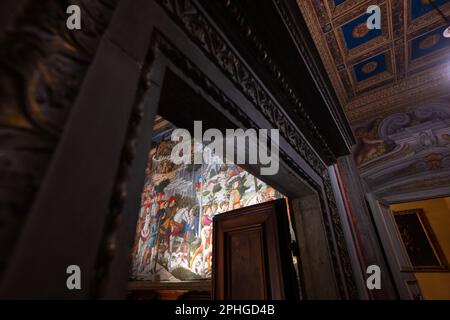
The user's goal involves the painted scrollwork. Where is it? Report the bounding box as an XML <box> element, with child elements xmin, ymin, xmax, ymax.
<box><xmin>360</xmin><ymin>103</ymin><xmax>450</xmax><ymax>201</ymax></box>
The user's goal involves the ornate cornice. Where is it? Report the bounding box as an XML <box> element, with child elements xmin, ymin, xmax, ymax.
<box><xmin>220</xmin><ymin>0</ymin><xmax>350</xmax><ymax>154</ymax></box>
<box><xmin>297</xmin><ymin>0</ymin><xmax>350</xmax><ymax>106</ymax></box>
<box><xmin>272</xmin><ymin>0</ymin><xmax>354</xmax><ymax>148</ymax></box>
<box><xmin>347</xmin><ymin>62</ymin><xmax>450</xmax><ymax>122</ymax></box>
<box><xmin>157</xmin><ymin>0</ymin><xmax>337</xmax><ymax>165</ymax></box>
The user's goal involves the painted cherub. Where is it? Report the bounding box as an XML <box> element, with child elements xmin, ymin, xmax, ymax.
<box><xmin>353</xmin><ymin>119</ymin><xmax>385</xmax><ymax>165</ymax></box>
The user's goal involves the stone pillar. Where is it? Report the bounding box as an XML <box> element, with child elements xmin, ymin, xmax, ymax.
<box><xmin>291</xmin><ymin>195</ymin><xmax>340</xmax><ymax>299</ymax></box>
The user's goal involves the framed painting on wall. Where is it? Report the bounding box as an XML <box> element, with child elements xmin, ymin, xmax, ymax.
<box><xmin>393</xmin><ymin>209</ymin><xmax>449</xmax><ymax>272</ymax></box>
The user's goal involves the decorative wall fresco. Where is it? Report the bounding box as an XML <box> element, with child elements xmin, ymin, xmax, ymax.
<box><xmin>356</xmin><ymin>103</ymin><xmax>450</xmax><ymax>202</ymax></box>
<box><xmin>130</xmin><ymin>130</ymin><xmax>283</xmax><ymax>281</ymax></box>
<box><xmin>354</xmin><ymin>103</ymin><xmax>450</xmax><ymax>165</ymax></box>
<box><xmin>352</xmin><ymin>118</ymin><xmax>392</xmax><ymax>166</ymax></box>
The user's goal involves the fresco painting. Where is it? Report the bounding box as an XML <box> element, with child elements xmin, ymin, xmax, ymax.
<box><xmin>131</xmin><ymin>131</ymin><xmax>283</xmax><ymax>281</ymax></box>
<box><xmin>352</xmin><ymin>118</ymin><xmax>389</xmax><ymax>165</ymax></box>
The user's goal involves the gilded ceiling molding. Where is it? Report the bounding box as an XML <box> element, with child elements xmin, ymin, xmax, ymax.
<box><xmin>326</xmin><ymin>0</ymin><xmax>374</xmax><ymax>19</ymax></box>
<box><xmin>347</xmin><ymin>62</ymin><xmax>450</xmax><ymax>122</ymax></box>
<box><xmin>272</xmin><ymin>0</ymin><xmax>354</xmax><ymax>148</ymax></box>
<box><xmin>296</xmin><ymin>0</ymin><xmax>450</xmax><ymax>125</ymax></box>
<box><xmin>333</xmin><ymin>1</ymin><xmax>391</xmax><ymax>63</ymax></box>
<box><xmin>406</xmin><ymin>1</ymin><xmax>450</xmax><ymax>35</ymax></box>
<box><xmin>297</xmin><ymin>0</ymin><xmax>350</xmax><ymax>106</ymax></box>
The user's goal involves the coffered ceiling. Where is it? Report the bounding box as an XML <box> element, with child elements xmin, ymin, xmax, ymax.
<box><xmin>297</xmin><ymin>0</ymin><xmax>450</xmax><ymax>124</ymax></box>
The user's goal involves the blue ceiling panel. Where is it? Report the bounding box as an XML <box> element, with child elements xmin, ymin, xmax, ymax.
<box><xmin>411</xmin><ymin>26</ymin><xmax>450</xmax><ymax>59</ymax></box>
<box><xmin>341</xmin><ymin>13</ymin><xmax>383</xmax><ymax>49</ymax></box>
<box><xmin>411</xmin><ymin>0</ymin><xmax>450</xmax><ymax>20</ymax></box>
<box><xmin>354</xmin><ymin>53</ymin><xmax>387</xmax><ymax>82</ymax></box>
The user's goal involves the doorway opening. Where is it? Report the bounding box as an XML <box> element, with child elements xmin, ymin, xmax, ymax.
<box><xmin>128</xmin><ymin>116</ymin><xmax>299</xmax><ymax>299</ymax></box>
<box><xmin>390</xmin><ymin>197</ymin><xmax>450</xmax><ymax>300</ymax></box>
<box><xmin>121</xmin><ymin>56</ymin><xmax>340</xmax><ymax>299</ymax></box>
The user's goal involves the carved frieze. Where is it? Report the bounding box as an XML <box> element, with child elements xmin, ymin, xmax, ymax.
<box><xmin>157</xmin><ymin>0</ymin><xmax>334</xmax><ymax>170</ymax></box>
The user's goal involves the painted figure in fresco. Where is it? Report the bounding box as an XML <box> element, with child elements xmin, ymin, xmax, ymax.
<box><xmin>191</xmin><ymin>207</ymin><xmax>200</xmax><ymax>238</ymax></box>
<box><xmin>141</xmin><ymin>216</ymin><xmax>158</xmax><ymax>273</ymax></box>
<box><xmin>131</xmin><ymin>130</ymin><xmax>285</xmax><ymax>281</ymax></box>
<box><xmin>168</xmin><ymin>209</ymin><xmax>193</xmax><ymax>273</ymax></box>
<box><xmin>184</xmin><ymin>206</ymin><xmax>198</xmax><ymax>241</ymax></box>
<box><xmin>131</xmin><ymin>181</ymin><xmax>158</xmax><ymax>274</ymax></box>
<box><xmin>160</xmin><ymin>197</ymin><xmax>177</xmax><ymax>249</ymax></box>
<box><xmin>169</xmin><ymin>207</ymin><xmax>189</xmax><ymax>253</ymax></box>
<box><xmin>195</xmin><ymin>175</ymin><xmax>202</xmax><ymax>192</ymax></box>
<box><xmin>202</xmin><ymin>225</ymin><xmax>213</xmax><ymax>275</ymax></box>
<box><xmin>218</xmin><ymin>200</ymin><xmax>229</xmax><ymax>214</ymax></box>
<box><xmin>204</xmin><ymin>203</ymin><xmax>218</xmax><ymax>219</ymax></box>
<box><xmin>149</xmin><ymin>194</ymin><xmax>159</xmax><ymax>218</ymax></box>
<box><xmin>256</xmin><ymin>185</ymin><xmax>277</xmax><ymax>203</ymax></box>
<box><xmin>132</xmin><ymin>218</ymin><xmax>144</xmax><ymax>273</ymax></box>
<box><xmin>212</xmin><ymin>203</ymin><xmax>219</xmax><ymax>215</ymax></box>
<box><xmin>228</xmin><ymin>179</ymin><xmax>243</xmax><ymax>211</ymax></box>
<box><xmin>202</xmin><ymin>205</ymin><xmax>213</xmax><ymax>227</ymax></box>
<box><xmin>353</xmin><ymin>120</ymin><xmax>385</xmax><ymax>165</ymax></box>
<box><xmin>169</xmin><ymin>241</ymin><xmax>190</xmax><ymax>272</ymax></box>
<box><xmin>187</xmin><ymin>203</ymin><xmax>215</xmax><ymax>276</ymax></box>
<box><xmin>138</xmin><ymin>213</ymin><xmax>151</xmax><ymax>272</ymax></box>
<box><xmin>266</xmin><ymin>186</ymin><xmax>276</xmax><ymax>200</ymax></box>
<box><xmin>156</xmin><ymin>198</ymin><xmax>166</xmax><ymax>221</ymax></box>
<box><xmin>190</xmin><ymin>223</ymin><xmax>213</xmax><ymax>276</ymax></box>
<box><xmin>226</xmin><ymin>164</ymin><xmax>240</xmax><ymax>179</ymax></box>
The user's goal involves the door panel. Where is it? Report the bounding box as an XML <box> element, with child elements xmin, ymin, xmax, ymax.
<box><xmin>213</xmin><ymin>199</ymin><xmax>299</xmax><ymax>300</ymax></box>
<box><xmin>227</xmin><ymin>228</ymin><xmax>266</xmax><ymax>299</ymax></box>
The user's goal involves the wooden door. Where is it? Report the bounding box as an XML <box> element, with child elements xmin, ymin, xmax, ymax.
<box><xmin>212</xmin><ymin>199</ymin><xmax>299</xmax><ymax>300</ymax></box>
